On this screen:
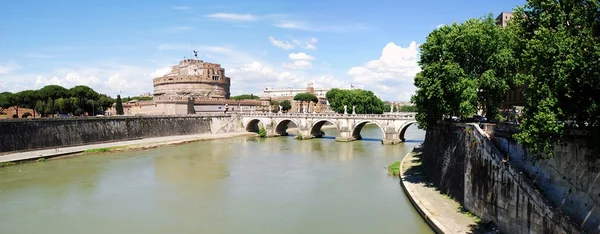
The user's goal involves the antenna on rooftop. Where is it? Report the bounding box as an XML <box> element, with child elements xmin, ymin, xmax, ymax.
<box><xmin>193</xmin><ymin>50</ymin><xmax>198</xmax><ymax>59</ymax></box>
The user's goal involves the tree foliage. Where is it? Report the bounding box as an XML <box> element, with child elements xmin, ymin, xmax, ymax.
<box><xmin>412</xmin><ymin>15</ymin><xmax>518</xmax><ymax>129</ymax></box>
<box><xmin>280</xmin><ymin>100</ymin><xmax>292</xmax><ymax>112</ymax></box>
<box><xmin>121</xmin><ymin>96</ymin><xmax>154</xmax><ymax>102</ymax></box>
<box><xmin>293</xmin><ymin>93</ymin><xmax>318</xmax><ymax>103</ymax></box>
<box><xmin>0</xmin><ymin>85</ymin><xmax>114</xmax><ymax>117</ymax></box>
<box><xmin>325</xmin><ymin>88</ymin><xmax>385</xmax><ymax>114</ymax></box>
<box><xmin>510</xmin><ymin>0</ymin><xmax>600</xmax><ymax>159</ymax></box>
<box><xmin>231</xmin><ymin>94</ymin><xmax>260</xmax><ymax>100</ymax></box>
<box><xmin>115</xmin><ymin>95</ymin><xmax>124</xmax><ymax>115</ymax></box>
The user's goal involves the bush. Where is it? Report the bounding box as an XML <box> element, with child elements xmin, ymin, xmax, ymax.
<box><xmin>258</xmin><ymin>126</ymin><xmax>267</xmax><ymax>138</ymax></box>
<box><xmin>387</xmin><ymin>161</ymin><xmax>401</xmax><ymax>176</ymax></box>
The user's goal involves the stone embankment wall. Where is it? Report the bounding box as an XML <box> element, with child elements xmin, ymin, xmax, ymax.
<box><xmin>422</xmin><ymin>123</ymin><xmax>584</xmax><ymax>234</ymax></box>
<box><xmin>0</xmin><ymin>115</ymin><xmax>243</xmax><ymax>153</ymax></box>
<box><xmin>484</xmin><ymin>125</ymin><xmax>599</xmax><ymax>232</ymax></box>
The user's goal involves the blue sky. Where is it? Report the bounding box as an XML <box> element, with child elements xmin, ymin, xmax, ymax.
<box><xmin>0</xmin><ymin>0</ymin><xmax>524</xmax><ymax>101</ymax></box>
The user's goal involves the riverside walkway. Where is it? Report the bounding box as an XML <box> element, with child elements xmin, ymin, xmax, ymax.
<box><xmin>0</xmin><ymin>132</ymin><xmax>255</xmax><ymax>163</ymax></box>
<box><xmin>400</xmin><ymin>146</ymin><xmax>496</xmax><ymax>234</ymax></box>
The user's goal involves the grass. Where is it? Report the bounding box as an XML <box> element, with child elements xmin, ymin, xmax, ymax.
<box><xmin>84</xmin><ymin>147</ymin><xmax>113</xmax><ymax>153</ymax></box>
<box><xmin>387</xmin><ymin>161</ymin><xmax>401</xmax><ymax>176</ymax></box>
<box><xmin>36</xmin><ymin>158</ymin><xmax>47</xmax><ymax>163</ymax></box>
<box><xmin>0</xmin><ymin>161</ymin><xmax>16</xmax><ymax>168</ymax></box>
<box><xmin>297</xmin><ymin>134</ymin><xmax>304</xmax><ymax>140</ymax></box>
<box><xmin>458</xmin><ymin>205</ymin><xmax>482</xmax><ymax>223</ymax></box>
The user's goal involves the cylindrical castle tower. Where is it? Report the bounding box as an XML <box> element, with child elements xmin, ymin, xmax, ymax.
<box><xmin>152</xmin><ymin>58</ymin><xmax>231</xmax><ymax>101</ymax></box>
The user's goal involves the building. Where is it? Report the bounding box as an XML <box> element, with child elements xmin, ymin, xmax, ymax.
<box><xmin>106</xmin><ymin>54</ymin><xmax>263</xmax><ymax>115</ymax></box>
<box><xmin>262</xmin><ymin>83</ymin><xmax>330</xmax><ymax>99</ymax></box>
<box><xmin>0</xmin><ymin>106</ymin><xmax>39</xmax><ymax>119</ymax></box>
<box><xmin>153</xmin><ymin>58</ymin><xmax>230</xmax><ymax>100</ymax></box>
<box><xmin>260</xmin><ymin>82</ymin><xmax>332</xmax><ymax>113</ymax></box>
<box><xmin>496</xmin><ymin>12</ymin><xmax>526</xmax><ymax>110</ymax></box>
<box><xmin>496</xmin><ymin>12</ymin><xmax>513</xmax><ymax>27</ymax></box>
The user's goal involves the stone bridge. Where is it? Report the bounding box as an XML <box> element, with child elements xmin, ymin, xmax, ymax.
<box><xmin>241</xmin><ymin>113</ymin><xmax>417</xmax><ymax>145</ymax></box>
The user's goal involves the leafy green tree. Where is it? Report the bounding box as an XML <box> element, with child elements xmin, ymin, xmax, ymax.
<box><xmin>412</xmin><ymin>15</ymin><xmax>517</xmax><ymax>129</ymax></box>
<box><xmin>280</xmin><ymin>100</ymin><xmax>292</xmax><ymax>112</ymax></box>
<box><xmin>54</xmin><ymin>98</ymin><xmax>70</xmax><ymax>114</ymax></box>
<box><xmin>293</xmin><ymin>93</ymin><xmax>318</xmax><ymax>113</ymax></box>
<box><xmin>121</xmin><ymin>96</ymin><xmax>153</xmax><ymax>102</ymax></box>
<box><xmin>98</xmin><ymin>95</ymin><xmax>115</xmax><ymax>113</ymax></box>
<box><xmin>0</xmin><ymin>92</ymin><xmax>11</xmax><ymax>114</ymax></box>
<box><xmin>35</xmin><ymin>100</ymin><xmax>45</xmax><ymax>117</ymax></box>
<box><xmin>231</xmin><ymin>94</ymin><xmax>260</xmax><ymax>100</ymax></box>
<box><xmin>44</xmin><ymin>97</ymin><xmax>55</xmax><ymax>116</ymax></box>
<box><xmin>325</xmin><ymin>88</ymin><xmax>385</xmax><ymax>114</ymax></box>
<box><xmin>293</xmin><ymin>93</ymin><xmax>318</xmax><ymax>103</ymax></box>
<box><xmin>510</xmin><ymin>0</ymin><xmax>600</xmax><ymax>159</ymax></box>
<box><xmin>399</xmin><ymin>105</ymin><xmax>418</xmax><ymax>112</ymax></box>
<box><xmin>115</xmin><ymin>95</ymin><xmax>124</xmax><ymax>115</ymax></box>
<box><xmin>39</xmin><ymin>85</ymin><xmax>68</xmax><ymax>100</ymax></box>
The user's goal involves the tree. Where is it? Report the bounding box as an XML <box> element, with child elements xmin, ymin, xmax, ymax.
<box><xmin>44</xmin><ymin>97</ymin><xmax>55</xmax><ymax>116</ymax></box>
<box><xmin>411</xmin><ymin>15</ymin><xmax>517</xmax><ymax>129</ymax></box>
<box><xmin>293</xmin><ymin>93</ymin><xmax>318</xmax><ymax>113</ymax></box>
<box><xmin>325</xmin><ymin>88</ymin><xmax>385</xmax><ymax>114</ymax></box>
<box><xmin>115</xmin><ymin>95</ymin><xmax>124</xmax><ymax>115</ymax></box>
<box><xmin>0</xmin><ymin>92</ymin><xmax>11</xmax><ymax>114</ymax></box>
<box><xmin>231</xmin><ymin>94</ymin><xmax>260</xmax><ymax>100</ymax></box>
<box><xmin>280</xmin><ymin>100</ymin><xmax>292</xmax><ymax>112</ymax></box>
<box><xmin>510</xmin><ymin>0</ymin><xmax>600</xmax><ymax>159</ymax></box>
<box><xmin>39</xmin><ymin>85</ymin><xmax>68</xmax><ymax>100</ymax></box>
<box><xmin>7</xmin><ymin>92</ymin><xmax>23</xmax><ymax>118</ymax></box>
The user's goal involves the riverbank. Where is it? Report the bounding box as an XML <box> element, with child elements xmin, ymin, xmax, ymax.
<box><xmin>0</xmin><ymin>132</ymin><xmax>257</xmax><ymax>165</ymax></box>
<box><xmin>400</xmin><ymin>145</ymin><xmax>496</xmax><ymax>234</ymax></box>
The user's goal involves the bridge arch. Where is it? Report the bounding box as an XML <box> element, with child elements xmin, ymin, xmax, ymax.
<box><xmin>351</xmin><ymin>120</ymin><xmax>385</xmax><ymax>140</ymax></box>
<box><xmin>310</xmin><ymin>119</ymin><xmax>339</xmax><ymax>138</ymax></box>
<box><xmin>275</xmin><ymin>119</ymin><xmax>299</xmax><ymax>136</ymax></box>
<box><xmin>245</xmin><ymin>119</ymin><xmax>265</xmax><ymax>133</ymax></box>
<box><xmin>398</xmin><ymin>121</ymin><xmax>418</xmax><ymax>142</ymax></box>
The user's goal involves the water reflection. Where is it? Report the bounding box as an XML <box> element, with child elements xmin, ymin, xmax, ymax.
<box><xmin>0</xmin><ymin>124</ymin><xmax>432</xmax><ymax>234</ymax></box>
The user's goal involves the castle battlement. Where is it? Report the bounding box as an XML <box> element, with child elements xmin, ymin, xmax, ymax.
<box><xmin>153</xmin><ymin>58</ymin><xmax>231</xmax><ymax>100</ymax></box>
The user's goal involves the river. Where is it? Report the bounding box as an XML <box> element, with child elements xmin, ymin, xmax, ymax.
<box><xmin>0</xmin><ymin>124</ymin><xmax>433</xmax><ymax>234</ymax></box>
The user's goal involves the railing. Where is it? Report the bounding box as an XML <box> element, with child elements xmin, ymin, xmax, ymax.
<box><xmin>239</xmin><ymin>112</ymin><xmax>416</xmax><ymax>120</ymax></box>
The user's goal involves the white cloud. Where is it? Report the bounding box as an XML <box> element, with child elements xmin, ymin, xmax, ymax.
<box><xmin>268</xmin><ymin>36</ymin><xmax>318</xmax><ymax>50</ymax></box>
<box><xmin>436</xmin><ymin>24</ymin><xmax>445</xmax><ymax>28</ymax></box>
<box><xmin>0</xmin><ymin>62</ymin><xmax>20</xmax><ymax>75</ymax></box>
<box><xmin>283</xmin><ymin>60</ymin><xmax>312</xmax><ymax>69</ymax></box>
<box><xmin>288</xmin><ymin>52</ymin><xmax>315</xmax><ymax>61</ymax></box>
<box><xmin>172</xmin><ymin>6</ymin><xmax>190</xmax><ymax>10</ymax></box>
<box><xmin>273</xmin><ymin>21</ymin><xmax>311</xmax><ymax>30</ymax></box>
<box><xmin>226</xmin><ymin>61</ymin><xmax>347</xmax><ymax>95</ymax></box>
<box><xmin>268</xmin><ymin>36</ymin><xmax>295</xmax><ymax>50</ymax></box>
<box><xmin>0</xmin><ymin>81</ymin><xmax>6</xmax><ymax>90</ymax></box>
<box><xmin>205</xmin><ymin>13</ymin><xmax>257</xmax><ymax>21</ymax></box>
<box><xmin>348</xmin><ymin>41</ymin><xmax>421</xmax><ymax>101</ymax></box>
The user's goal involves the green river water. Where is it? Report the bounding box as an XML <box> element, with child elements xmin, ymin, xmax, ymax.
<box><xmin>0</xmin><ymin>125</ymin><xmax>433</xmax><ymax>234</ymax></box>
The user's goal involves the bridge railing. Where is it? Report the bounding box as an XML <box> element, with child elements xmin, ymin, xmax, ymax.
<box><xmin>238</xmin><ymin>113</ymin><xmax>416</xmax><ymax>120</ymax></box>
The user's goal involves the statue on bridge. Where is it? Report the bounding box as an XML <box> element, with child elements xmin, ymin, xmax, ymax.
<box><xmin>313</xmin><ymin>103</ymin><xmax>317</xmax><ymax>114</ymax></box>
<box><xmin>269</xmin><ymin>105</ymin><xmax>272</xmax><ymax>113</ymax></box>
<box><xmin>352</xmin><ymin>106</ymin><xmax>356</xmax><ymax>115</ymax></box>
<box><xmin>344</xmin><ymin>105</ymin><xmax>348</xmax><ymax>115</ymax></box>
<box><xmin>278</xmin><ymin>105</ymin><xmax>282</xmax><ymax>114</ymax></box>
<box><xmin>391</xmin><ymin>105</ymin><xmax>394</xmax><ymax>113</ymax></box>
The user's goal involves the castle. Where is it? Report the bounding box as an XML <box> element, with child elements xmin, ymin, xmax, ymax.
<box><xmin>107</xmin><ymin>56</ymin><xmax>263</xmax><ymax>115</ymax></box>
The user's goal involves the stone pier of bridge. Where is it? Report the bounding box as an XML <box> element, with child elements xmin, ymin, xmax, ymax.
<box><xmin>240</xmin><ymin>113</ymin><xmax>417</xmax><ymax>145</ymax></box>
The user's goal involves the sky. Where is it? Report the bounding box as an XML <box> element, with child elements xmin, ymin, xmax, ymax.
<box><xmin>0</xmin><ymin>0</ymin><xmax>524</xmax><ymax>101</ymax></box>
